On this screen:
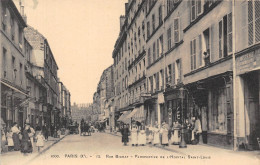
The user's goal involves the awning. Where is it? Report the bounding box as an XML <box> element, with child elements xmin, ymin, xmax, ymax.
<box><xmin>117</xmin><ymin>111</ymin><xmax>131</xmax><ymax>122</ymax></box>
<box><xmin>125</xmin><ymin>108</ymin><xmax>138</xmax><ymax>119</ymax></box>
<box><xmin>1</xmin><ymin>79</ymin><xmax>29</xmax><ymax>97</ymax></box>
<box><xmin>132</xmin><ymin>106</ymin><xmax>146</xmax><ymax>122</ymax></box>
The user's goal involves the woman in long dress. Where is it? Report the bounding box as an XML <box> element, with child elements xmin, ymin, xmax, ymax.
<box><xmin>171</xmin><ymin>121</ymin><xmax>181</xmax><ymax>145</ymax></box>
<box><xmin>161</xmin><ymin>123</ymin><xmax>169</xmax><ymax>146</ymax></box>
<box><xmin>11</xmin><ymin>122</ymin><xmax>20</xmax><ymax>151</ymax></box>
<box><xmin>138</xmin><ymin>122</ymin><xmax>146</xmax><ymax>146</ymax></box>
<box><xmin>147</xmin><ymin>125</ymin><xmax>153</xmax><ymax>144</ymax></box>
<box><xmin>131</xmin><ymin>123</ymin><xmax>138</xmax><ymax>146</ymax></box>
<box><xmin>21</xmin><ymin>124</ymin><xmax>33</xmax><ymax>155</ymax></box>
<box><xmin>121</xmin><ymin>124</ymin><xmax>129</xmax><ymax>146</ymax></box>
<box><xmin>7</xmin><ymin>128</ymin><xmax>14</xmax><ymax>151</ymax></box>
<box><xmin>152</xmin><ymin>125</ymin><xmax>160</xmax><ymax>145</ymax></box>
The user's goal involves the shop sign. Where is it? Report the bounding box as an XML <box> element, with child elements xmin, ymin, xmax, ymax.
<box><xmin>236</xmin><ymin>49</ymin><xmax>260</xmax><ymax>75</ymax></box>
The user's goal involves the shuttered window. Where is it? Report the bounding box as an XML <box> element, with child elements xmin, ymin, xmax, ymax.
<box><xmin>174</xmin><ymin>18</ymin><xmax>180</xmax><ymax>43</ymax></box>
<box><xmin>148</xmin><ymin>48</ymin><xmax>151</xmax><ymax>66</ymax></box>
<box><xmin>219</xmin><ymin>12</ymin><xmax>232</xmax><ymax>58</ymax></box>
<box><xmin>167</xmin><ymin>27</ymin><xmax>172</xmax><ymax>50</ymax></box>
<box><xmin>248</xmin><ymin>0</ymin><xmax>260</xmax><ymax>45</ymax></box>
<box><xmin>198</xmin><ymin>35</ymin><xmax>202</xmax><ymax>66</ymax></box>
<box><xmin>227</xmin><ymin>12</ymin><xmax>233</xmax><ymax>54</ymax></box>
<box><xmin>190</xmin><ymin>39</ymin><xmax>196</xmax><ymax>70</ymax></box>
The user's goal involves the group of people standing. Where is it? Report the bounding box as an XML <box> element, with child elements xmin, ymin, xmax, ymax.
<box><xmin>120</xmin><ymin>117</ymin><xmax>202</xmax><ymax>147</ymax></box>
<box><xmin>1</xmin><ymin>122</ymin><xmax>49</xmax><ymax>155</ymax></box>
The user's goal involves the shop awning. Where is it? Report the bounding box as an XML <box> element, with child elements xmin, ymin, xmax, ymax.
<box><xmin>132</xmin><ymin>106</ymin><xmax>146</xmax><ymax>122</ymax></box>
<box><xmin>117</xmin><ymin>111</ymin><xmax>131</xmax><ymax>122</ymax></box>
<box><xmin>125</xmin><ymin>108</ymin><xmax>138</xmax><ymax>119</ymax></box>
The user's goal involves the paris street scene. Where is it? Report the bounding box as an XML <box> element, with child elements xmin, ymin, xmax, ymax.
<box><xmin>0</xmin><ymin>0</ymin><xmax>260</xmax><ymax>165</ymax></box>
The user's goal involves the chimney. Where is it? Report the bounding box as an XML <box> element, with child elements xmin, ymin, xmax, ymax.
<box><xmin>20</xmin><ymin>1</ymin><xmax>27</xmax><ymax>23</ymax></box>
<box><xmin>120</xmin><ymin>15</ymin><xmax>125</xmax><ymax>30</ymax></box>
<box><xmin>125</xmin><ymin>3</ymin><xmax>128</xmax><ymax>16</ymax></box>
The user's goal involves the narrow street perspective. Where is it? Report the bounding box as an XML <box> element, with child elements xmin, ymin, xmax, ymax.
<box><xmin>1</xmin><ymin>0</ymin><xmax>260</xmax><ymax>165</ymax></box>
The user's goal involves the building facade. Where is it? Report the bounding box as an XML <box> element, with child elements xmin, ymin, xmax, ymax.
<box><xmin>24</xmin><ymin>26</ymin><xmax>60</xmax><ymax>130</ymax></box>
<box><xmin>110</xmin><ymin>0</ymin><xmax>260</xmax><ymax>150</ymax></box>
<box><xmin>1</xmin><ymin>0</ymin><xmax>28</xmax><ymax>129</ymax></box>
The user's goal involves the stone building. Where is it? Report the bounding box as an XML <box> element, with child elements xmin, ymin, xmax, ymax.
<box><xmin>1</xmin><ymin>0</ymin><xmax>28</xmax><ymax>129</ymax></box>
<box><xmin>58</xmin><ymin>82</ymin><xmax>71</xmax><ymax>128</ymax></box>
<box><xmin>111</xmin><ymin>0</ymin><xmax>260</xmax><ymax>150</ymax></box>
<box><xmin>24</xmin><ymin>25</ymin><xmax>60</xmax><ymax>130</ymax></box>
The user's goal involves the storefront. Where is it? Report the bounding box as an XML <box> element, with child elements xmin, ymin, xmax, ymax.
<box><xmin>185</xmin><ymin>71</ymin><xmax>234</xmax><ymax>149</ymax></box>
<box><xmin>235</xmin><ymin>47</ymin><xmax>260</xmax><ymax>150</ymax></box>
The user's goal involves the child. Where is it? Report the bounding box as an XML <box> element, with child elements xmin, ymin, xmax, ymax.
<box><xmin>35</xmin><ymin>130</ymin><xmax>45</xmax><ymax>152</ymax></box>
<box><xmin>6</xmin><ymin>128</ymin><xmax>14</xmax><ymax>151</ymax></box>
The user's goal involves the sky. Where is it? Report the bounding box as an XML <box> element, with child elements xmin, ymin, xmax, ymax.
<box><xmin>14</xmin><ymin>0</ymin><xmax>127</xmax><ymax>104</ymax></box>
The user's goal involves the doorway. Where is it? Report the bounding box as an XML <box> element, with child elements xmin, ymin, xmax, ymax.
<box><xmin>243</xmin><ymin>71</ymin><xmax>260</xmax><ymax>150</ymax></box>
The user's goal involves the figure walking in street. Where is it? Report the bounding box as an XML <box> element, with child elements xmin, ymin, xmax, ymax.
<box><xmin>121</xmin><ymin>124</ymin><xmax>130</xmax><ymax>146</ymax></box>
<box><xmin>138</xmin><ymin>122</ymin><xmax>146</xmax><ymax>146</ymax></box>
<box><xmin>20</xmin><ymin>123</ymin><xmax>33</xmax><ymax>155</ymax></box>
<box><xmin>11</xmin><ymin>122</ymin><xmax>20</xmax><ymax>151</ymax></box>
<box><xmin>131</xmin><ymin>122</ymin><xmax>138</xmax><ymax>146</ymax></box>
<box><xmin>36</xmin><ymin>130</ymin><xmax>45</xmax><ymax>153</ymax></box>
<box><xmin>191</xmin><ymin>116</ymin><xmax>202</xmax><ymax>144</ymax></box>
<box><xmin>42</xmin><ymin>123</ymin><xmax>48</xmax><ymax>141</ymax></box>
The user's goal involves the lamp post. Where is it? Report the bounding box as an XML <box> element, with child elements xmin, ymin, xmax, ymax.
<box><xmin>179</xmin><ymin>87</ymin><xmax>187</xmax><ymax>148</ymax></box>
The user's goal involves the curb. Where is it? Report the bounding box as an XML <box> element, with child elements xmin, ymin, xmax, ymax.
<box><xmin>24</xmin><ymin>134</ymin><xmax>68</xmax><ymax>165</ymax></box>
<box><xmin>104</xmin><ymin>132</ymin><xmax>186</xmax><ymax>155</ymax></box>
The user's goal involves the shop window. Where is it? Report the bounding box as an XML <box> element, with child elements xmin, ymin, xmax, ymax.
<box><xmin>210</xmin><ymin>87</ymin><xmax>227</xmax><ymax>133</ymax></box>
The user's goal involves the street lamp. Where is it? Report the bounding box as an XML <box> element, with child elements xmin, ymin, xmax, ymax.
<box><xmin>179</xmin><ymin>87</ymin><xmax>187</xmax><ymax>148</ymax></box>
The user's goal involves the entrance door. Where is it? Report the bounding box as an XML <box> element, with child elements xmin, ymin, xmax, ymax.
<box><xmin>244</xmin><ymin>71</ymin><xmax>260</xmax><ymax>150</ymax></box>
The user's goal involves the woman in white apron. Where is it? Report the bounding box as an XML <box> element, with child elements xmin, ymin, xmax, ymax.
<box><xmin>161</xmin><ymin>123</ymin><xmax>169</xmax><ymax>146</ymax></box>
<box><xmin>171</xmin><ymin>121</ymin><xmax>181</xmax><ymax>145</ymax></box>
<box><xmin>152</xmin><ymin>124</ymin><xmax>160</xmax><ymax>145</ymax></box>
<box><xmin>131</xmin><ymin>124</ymin><xmax>138</xmax><ymax>146</ymax></box>
<box><xmin>138</xmin><ymin>123</ymin><xmax>146</xmax><ymax>146</ymax></box>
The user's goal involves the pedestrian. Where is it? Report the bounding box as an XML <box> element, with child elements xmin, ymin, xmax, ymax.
<box><xmin>138</xmin><ymin>122</ymin><xmax>146</xmax><ymax>146</ymax></box>
<box><xmin>130</xmin><ymin>122</ymin><xmax>138</xmax><ymax>146</ymax></box>
<box><xmin>1</xmin><ymin>126</ymin><xmax>7</xmax><ymax>152</ymax></box>
<box><xmin>35</xmin><ymin>130</ymin><xmax>45</xmax><ymax>153</ymax></box>
<box><xmin>191</xmin><ymin>116</ymin><xmax>202</xmax><ymax>144</ymax></box>
<box><xmin>152</xmin><ymin>123</ymin><xmax>160</xmax><ymax>146</ymax></box>
<box><xmin>29</xmin><ymin>126</ymin><xmax>35</xmax><ymax>149</ymax></box>
<box><xmin>171</xmin><ymin>121</ymin><xmax>181</xmax><ymax>145</ymax></box>
<box><xmin>7</xmin><ymin>128</ymin><xmax>14</xmax><ymax>151</ymax></box>
<box><xmin>20</xmin><ymin>123</ymin><xmax>33</xmax><ymax>155</ymax></box>
<box><xmin>160</xmin><ymin>123</ymin><xmax>169</xmax><ymax>146</ymax></box>
<box><xmin>121</xmin><ymin>124</ymin><xmax>129</xmax><ymax>146</ymax></box>
<box><xmin>42</xmin><ymin>123</ymin><xmax>48</xmax><ymax>141</ymax></box>
<box><xmin>147</xmin><ymin>125</ymin><xmax>153</xmax><ymax>144</ymax></box>
<box><xmin>11</xmin><ymin>122</ymin><xmax>20</xmax><ymax>151</ymax></box>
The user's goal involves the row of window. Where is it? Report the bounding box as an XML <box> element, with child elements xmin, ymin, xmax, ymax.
<box><xmin>148</xmin><ymin>59</ymin><xmax>182</xmax><ymax>93</ymax></box>
<box><xmin>2</xmin><ymin>47</ymin><xmax>24</xmax><ymax>86</ymax></box>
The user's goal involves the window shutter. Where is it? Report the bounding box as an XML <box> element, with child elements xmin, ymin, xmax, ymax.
<box><xmin>219</xmin><ymin>20</ymin><xmax>223</xmax><ymax>58</ymax></box>
<box><xmin>196</xmin><ymin>0</ymin><xmax>202</xmax><ymax>16</ymax></box>
<box><xmin>227</xmin><ymin>12</ymin><xmax>233</xmax><ymax>54</ymax></box>
<box><xmin>148</xmin><ymin>48</ymin><xmax>151</xmax><ymax>65</ymax></box>
<box><xmin>179</xmin><ymin>58</ymin><xmax>182</xmax><ymax>82</ymax></box>
<box><xmin>191</xmin><ymin>0</ymin><xmax>196</xmax><ymax>21</ymax></box>
<box><xmin>193</xmin><ymin>39</ymin><xmax>196</xmax><ymax>69</ymax></box>
<box><xmin>198</xmin><ymin>35</ymin><xmax>202</xmax><ymax>66</ymax></box>
<box><xmin>174</xmin><ymin>18</ymin><xmax>180</xmax><ymax>43</ymax></box>
<box><xmin>190</xmin><ymin>41</ymin><xmax>193</xmax><ymax>70</ymax></box>
<box><xmin>248</xmin><ymin>0</ymin><xmax>254</xmax><ymax>46</ymax></box>
<box><xmin>165</xmin><ymin>67</ymin><xmax>168</xmax><ymax>85</ymax></box>
<box><xmin>162</xmin><ymin>69</ymin><xmax>164</xmax><ymax>89</ymax></box>
<box><xmin>172</xmin><ymin>62</ymin><xmax>175</xmax><ymax>85</ymax></box>
<box><xmin>255</xmin><ymin>0</ymin><xmax>260</xmax><ymax>43</ymax></box>
<box><xmin>156</xmin><ymin>72</ymin><xmax>159</xmax><ymax>90</ymax></box>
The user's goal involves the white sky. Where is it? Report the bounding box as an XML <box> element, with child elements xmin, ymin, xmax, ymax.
<box><xmin>14</xmin><ymin>0</ymin><xmax>127</xmax><ymax>104</ymax></box>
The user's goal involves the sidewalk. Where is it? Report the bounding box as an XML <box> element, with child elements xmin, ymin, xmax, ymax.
<box><xmin>104</xmin><ymin>130</ymin><xmax>260</xmax><ymax>161</ymax></box>
<box><xmin>0</xmin><ymin>134</ymin><xmax>67</xmax><ymax>165</ymax></box>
